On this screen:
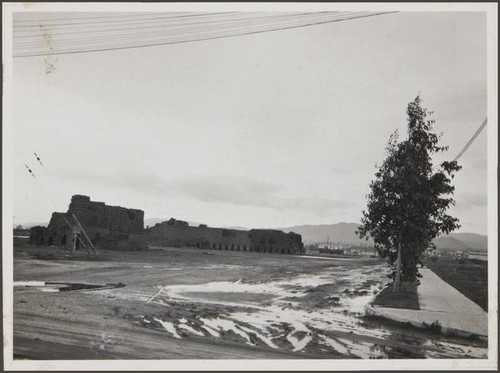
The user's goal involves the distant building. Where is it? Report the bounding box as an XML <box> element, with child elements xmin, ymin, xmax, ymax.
<box><xmin>27</xmin><ymin>194</ymin><xmax>304</xmax><ymax>255</ymax></box>
<box><xmin>147</xmin><ymin>223</ymin><xmax>304</xmax><ymax>255</ymax></box>
<box><xmin>30</xmin><ymin>195</ymin><xmax>146</xmax><ymax>251</ymax></box>
<box><xmin>468</xmin><ymin>252</ymin><xmax>487</xmax><ymax>261</ymax></box>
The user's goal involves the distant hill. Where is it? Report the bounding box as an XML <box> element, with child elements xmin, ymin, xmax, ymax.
<box><xmin>281</xmin><ymin>222</ymin><xmax>373</xmax><ymax>245</ymax></box>
<box><xmin>435</xmin><ymin>233</ymin><xmax>488</xmax><ymax>253</ymax></box>
<box><xmin>281</xmin><ymin>222</ymin><xmax>487</xmax><ymax>252</ymax></box>
<box><xmin>433</xmin><ymin>236</ymin><xmax>468</xmax><ymax>251</ymax></box>
<box><xmin>448</xmin><ymin>233</ymin><xmax>488</xmax><ymax>252</ymax></box>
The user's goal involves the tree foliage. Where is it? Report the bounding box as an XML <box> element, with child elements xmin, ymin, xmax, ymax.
<box><xmin>357</xmin><ymin>96</ymin><xmax>461</xmax><ymax>286</ymax></box>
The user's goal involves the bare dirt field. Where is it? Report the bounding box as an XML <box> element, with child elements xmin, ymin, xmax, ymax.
<box><xmin>12</xmin><ymin>245</ymin><xmax>488</xmax><ymax>359</ymax></box>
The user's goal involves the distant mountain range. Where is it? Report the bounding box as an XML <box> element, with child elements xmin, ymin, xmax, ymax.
<box><xmin>281</xmin><ymin>222</ymin><xmax>488</xmax><ymax>252</ymax></box>
<box><xmin>281</xmin><ymin>222</ymin><xmax>372</xmax><ymax>245</ymax></box>
<box><xmin>433</xmin><ymin>233</ymin><xmax>488</xmax><ymax>253</ymax></box>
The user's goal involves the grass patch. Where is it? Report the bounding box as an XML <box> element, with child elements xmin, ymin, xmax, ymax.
<box><xmin>372</xmin><ymin>282</ymin><xmax>420</xmax><ymax>310</ymax></box>
<box><xmin>423</xmin><ymin>258</ymin><xmax>487</xmax><ymax>311</ymax></box>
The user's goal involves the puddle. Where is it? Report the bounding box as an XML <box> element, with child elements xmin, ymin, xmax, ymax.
<box><xmin>291</xmin><ymin>255</ymin><xmax>358</xmax><ymax>261</ymax></box>
<box><xmin>133</xmin><ymin>265</ymin><xmax>400</xmax><ymax>356</ymax></box>
<box><xmin>105</xmin><ymin>263</ymin><xmax>487</xmax><ymax>359</ymax></box>
<box><xmin>14</xmin><ymin>281</ymin><xmax>125</xmax><ymax>293</ymax></box>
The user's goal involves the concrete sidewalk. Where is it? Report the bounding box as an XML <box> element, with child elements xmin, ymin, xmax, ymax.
<box><xmin>366</xmin><ymin>268</ymin><xmax>488</xmax><ymax>338</ymax></box>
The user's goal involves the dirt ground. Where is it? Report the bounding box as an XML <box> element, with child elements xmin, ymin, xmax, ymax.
<box><xmin>12</xmin><ymin>245</ymin><xmax>488</xmax><ymax>360</ymax></box>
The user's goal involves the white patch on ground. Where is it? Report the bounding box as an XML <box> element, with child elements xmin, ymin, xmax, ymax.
<box><xmin>142</xmin><ymin>266</ymin><xmax>153</xmax><ymax>269</ymax></box>
<box><xmin>200</xmin><ymin>325</ymin><xmax>220</xmax><ymax>337</ymax></box>
<box><xmin>154</xmin><ymin>273</ymin><xmax>339</xmax><ymax>309</ymax></box>
<box><xmin>342</xmin><ymin>284</ymin><xmax>384</xmax><ymax>315</ymax></box>
<box><xmin>14</xmin><ymin>281</ymin><xmax>46</xmax><ymax>287</ymax></box>
<box><xmin>320</xmin><ymin>335</ymin><xmax>349</xmax><ymax>355</ymax></box>
<box><xmin>337</xmin><ymin>337</ymin><xmax>377</xmax><ymax>358</ymax></box>
<box><xmin>39</xmin><ymin>287</ymin><xmax>60</xmax><ymax>293</ymax></box>
<box><xmin>286</xmin><ymin>331</ymin><xmax>313</xmax><ymax>352</ymax></box>
<box><xmin>199</xmin><ymin>318</ymin><xmax>254</xmax><ymax>346</ymax></box>
<box><xmin>424</xmin><ymin>340</ymin><xmax>488</xmax><ymax>359</ymax></box>
<box><xmin>291</xmin><ymin>255</ymin><xmax>355</xmax><ymax>261</ymax></box>
<box><xmin>178</xmin><ymin>323</ymin><xmax>205</xmax><ymax>337</ymax></box>
<box><xmin>153</xmin><ymin>318</ymin><xmax>181</xmax><ymax>339</ymax></box>
<box><xmin>195</xmin><ymin>264</ymin><xmax>248</xmax><ymax>271</ymax></box>
<box><xmin>236</xmin><ymin>324</ymin><xmax>279</xmax><ymax>349</ymax></box>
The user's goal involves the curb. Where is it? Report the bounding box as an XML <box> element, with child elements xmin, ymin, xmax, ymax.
<box><xmin>364</xmin><ymin>303</ymin><xmax>487</xmax><ymax>341</ymax></box>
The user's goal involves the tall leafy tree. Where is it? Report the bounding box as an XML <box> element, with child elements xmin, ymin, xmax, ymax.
<box><xmin>357</xmin><ymin>96</ymin><xmax>461</xmax><ymax>291</ymax></box>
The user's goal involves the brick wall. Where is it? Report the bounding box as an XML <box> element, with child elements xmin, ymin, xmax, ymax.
<box><xmin>38</xmin><ymin>195</ymin><xmax>145</xmax><ymax>251</ymax></box>
<box><xmin>147</xmin><ymin>224</ymin><xmax>253</xmax><ymax>250</ymax></box>
<box><xmin>68</xmin><ymin>195</ymin><xmax>144</xmax><ymax>236</ymax></box>
<box><xmin>147</xmin><ymin>222</ymin><xmax>304</xmax><ymax>254</ymax></box>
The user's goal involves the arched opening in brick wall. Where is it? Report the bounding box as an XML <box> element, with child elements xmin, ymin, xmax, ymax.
<box><xmin>47</xmin><ymin>236</ymin><xmax>53</xmax><ymax>245</ymax></box>
<box><xmin>60</xmin><ymin>234</ymin><xmax>66</xmax><ymax>245</ymax></box>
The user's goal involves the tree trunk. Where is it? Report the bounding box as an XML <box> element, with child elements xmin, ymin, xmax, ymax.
<box><xmin>393</xmin><ymin>233</ymin><xmax>402</xmax><ymax>292</ymax></box>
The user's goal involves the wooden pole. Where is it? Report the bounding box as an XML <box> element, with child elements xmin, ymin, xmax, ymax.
<box><xmin>71</xmin><ymin>214</ymin><xmax>98</xmax><ymax>255</ymax></box>
<box><xmin>76</xmin><ymin>234</ymin><xmax>93</xmax><ymax>255</ymax></box>
<box><xmin>394</xmin><ymin>232</ymin><xmax>402</xmax><ymax>292</ymax></box>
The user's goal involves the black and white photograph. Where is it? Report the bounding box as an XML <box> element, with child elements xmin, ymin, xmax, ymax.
<box><xmin>2</xmin><ymin>2</ymin><xmax>497</xmax><ymax>370</ymax></box>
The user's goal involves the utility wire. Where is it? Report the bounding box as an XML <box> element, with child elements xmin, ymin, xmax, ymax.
<box><xmin>14</xmin><ymin>12</ymin><xmax>158</xmax><ymax>23</ymax></box>
<box><xmin>13</xmin><ymin>11</ymin><xmax>396</xmax><ymax>58</ymax></box>
<box><xmin>13</xmin><ymin>12</ymin><xmax>330</xmax><ymax>38</ymax></box>
<box><xmin>14</xmin><ymin>13</ymin><xmax>357</xmax><ymax>48</ymax></box>
<box><xmin>13</xmin><ymin>12</ymin><xmax>243</xmax><ymax>29</ymax></box>
<box><xmin>452</xmin><ymin>118</ymin><xmax>487</xmax><ymax>163</ymax></box>
<box><xmin>17</xmin><ymin>150</ymin><xmax>97</xmax><ymax>255</ymax></box>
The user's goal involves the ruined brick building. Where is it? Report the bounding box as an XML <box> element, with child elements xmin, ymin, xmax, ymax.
<box><xmin>31</xmin><ymin>195</ymin><xmax>146</xmax><ymax>250</ymax></box>
<box><xmin>147</xmin><ymin>219</ymin><xmax>304</xmax><ymax>254</ymax></box>
<box><xmin>30</xmin><ymin>195</ymin><xmax>304</xmax><ymax>254</ymax></box>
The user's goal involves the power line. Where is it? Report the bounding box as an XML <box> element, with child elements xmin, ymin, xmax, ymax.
<box><xmin>452</xmin><ymin>118</ymin><xmax>487</xmax><ymax>163</ymax></box>
<box><xmin>13</xmin><ymin>11</ymin><xmax>396</xmax><ymax>58</ymax></box>
<box><xmin>13</xmin><ymin>12</ymin><xmax>329</xmax><ymax>38</ymax></box>
<box><xmin>14</xmin><ymin>13</ymin><xmax>357</xmax><ymax>49</ymax></box>
<box><xmin>14</xmin><ymin>12</ymin><xmax>160</xmax><ymax>23</ymax></box>
<box><xmin>13</xmin><ymin>11</ymin><xmax>242</xmax><ymax>28</ymax></box>
<box><xmin>17</xmin><ymin>150</ymin><xmax>98</xmax><ymax>255</ymax></box>
<box><xmin>13</xmin><ymin>12</ymin><xmax>207</xmax><ymax>23</ymax></box>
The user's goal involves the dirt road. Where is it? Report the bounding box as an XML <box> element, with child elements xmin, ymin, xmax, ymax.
<box><xmin>12</xmin><ymin>245</ymin><xmax>488</xmax><ymax>359</ymax></box>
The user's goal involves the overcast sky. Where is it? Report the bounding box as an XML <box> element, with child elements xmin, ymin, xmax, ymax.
<box><xmin>11</xmin><ymin>10</ymin><xmax>488</xmax><ymax>234</ymax></box>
